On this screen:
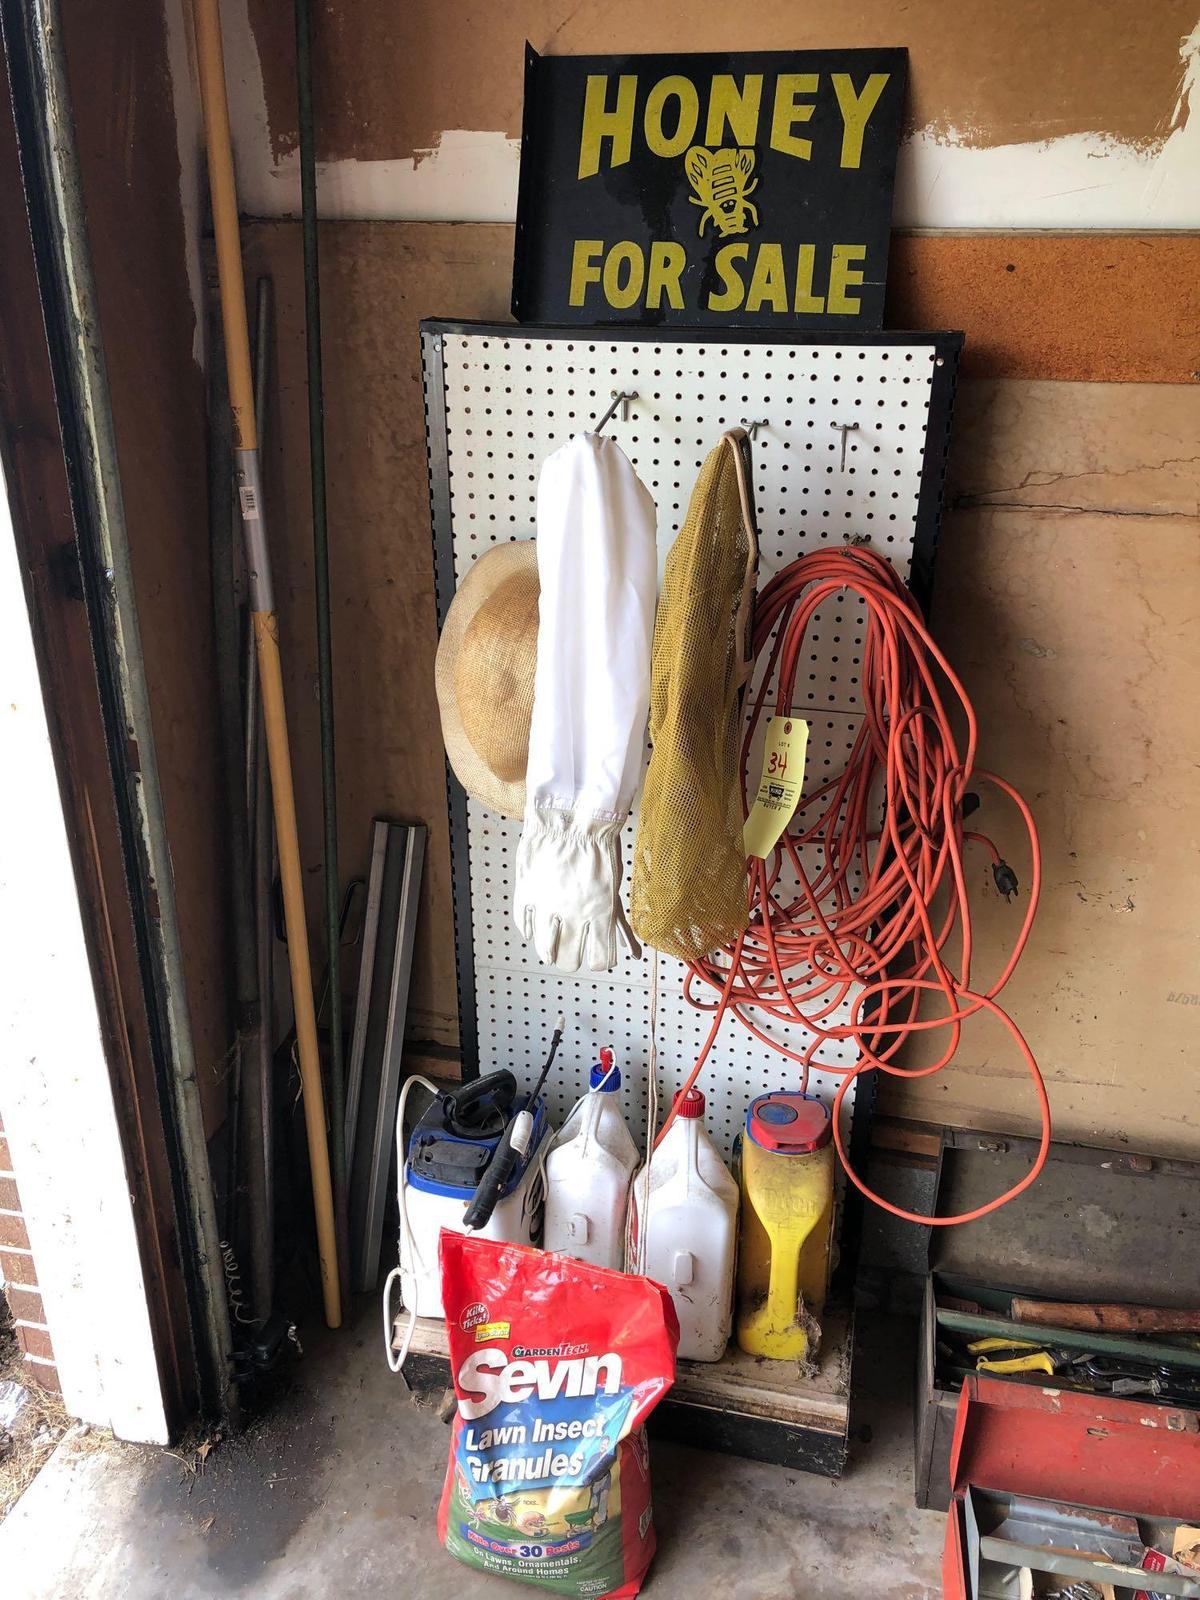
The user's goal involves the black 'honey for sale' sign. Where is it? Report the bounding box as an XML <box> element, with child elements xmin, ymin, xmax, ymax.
<box><xmin>512</xmin><ymin>45</ymin><xmax>908</xmax><ymax>329</ymax></box>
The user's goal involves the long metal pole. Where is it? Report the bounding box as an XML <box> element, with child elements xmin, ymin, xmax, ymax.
<box><xmin>206</xmin><ymin>296</ymin><xmax>250</xmax><ymax>1257</ymax></box>
<box><xmin>192</xmin><ymin>0</ymin><xmax>340</xmax><ymax>1327</ymax></box>
<box><xmin>295</xmin><ymin>0</ymin><xmax>348</xmax><ymax>1306</ymax></box>
<box><xmin>242</xmin><ymin>277</ymin><xmax>275</xmax><ymax>1325</ymax></box>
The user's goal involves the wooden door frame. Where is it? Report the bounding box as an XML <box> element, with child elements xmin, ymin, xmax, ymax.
<box><xmin>0</xmin><ymin>4</ymin><xmax>233</xmax><ymax>1431</ymax></box>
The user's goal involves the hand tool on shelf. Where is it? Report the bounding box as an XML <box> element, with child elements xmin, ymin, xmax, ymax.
<box><xmin>938</xmin><ymin>1305</ymin><xmax>1200</xmax><ymax>1373</ymax></box>
<box><xmin>1074</xmin><ymin>1355</ymin><xmax>1200</xmax><ymax>1404</ymax></box>
<box><xmin>967</xmin><ymin>1337</ymin><xmax>1043</xmax><ymax>1356</ymax></box>
<box><xmin>976</xmin><ymin>1347</ymin><xmax>1082</xmax><ymax>1377</ymax></box>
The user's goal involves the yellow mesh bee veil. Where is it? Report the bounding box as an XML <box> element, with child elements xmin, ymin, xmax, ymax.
<box><xmin>630</xmin><ymin>430</ymin><xmax>758</xmax><ymax>962</ymax></box>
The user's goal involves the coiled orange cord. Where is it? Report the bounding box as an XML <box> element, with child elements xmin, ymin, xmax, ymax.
<box><xmin>656</xmin><ymin>545</ymin><xmax>1048</xmax><ymax>1226</ymax></box>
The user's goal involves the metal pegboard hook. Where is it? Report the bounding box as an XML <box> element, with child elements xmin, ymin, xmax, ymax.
<box><xmin>595</xmin><ymin>389</ymin><xmax>638</xmax><ymax>433</ymax></box>
<box><xmin>831</xmin><ymin>420</ymin><xmax>860</xmax><ymax>470</ymax></box>
<box><xmin>741</xmin><ymin>418</ymin><xmax>768</xmax><ymax>440</ymax></box>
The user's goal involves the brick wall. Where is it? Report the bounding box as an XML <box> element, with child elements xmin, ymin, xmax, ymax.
<box><xmin>0</xmin><ymin>1115</ymin><xmax>60</xmax><ymax>1393</ymax></box>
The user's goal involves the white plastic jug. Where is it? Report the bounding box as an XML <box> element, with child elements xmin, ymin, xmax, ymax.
<box><xmin>632</xmin><ymin>1087</ymin><xmax>739</xmax><ymax>1362</ymax></box>
<box><xmin>544</xmin><ymin>1049</ymin><xmax>639</xmax><ymax>1270</ymax></box>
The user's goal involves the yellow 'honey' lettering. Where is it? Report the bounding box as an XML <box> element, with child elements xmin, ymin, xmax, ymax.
<box><xmin>643</xmin><ymin>76</ymin><xmax>701</xmax><ymax>158</ymax></box>
<box><xmin>745</xmin><ymin>244</ymin><xmax>788</xmax><ymax>313</ymax></box>
<box><xmin>704</xmin><ymin>74</ymin><xmax>764</xmax><ymax>147</ymax></box>
<box><xmin>828</xmin><ymin>244</ymin><xmax>867</xmax><ymax>313</ymax></box>
<box><xmin>569</xmin><ymin>239</ymin><xmax>605</xmax><ymax>306</ymax></box>
<box><xmin>769</xmin><ymin>74</ymin><xmax>818</xmax><ymax>160</ymax></box>
<box><xmin>602</xmin><ymin>241</ymin><xmax>646</xmax><ymax>309</ymax></box>
<box><xmin>646</xmin><ymin>241</ymin><xmax>686</xmax><ymax>309</ymax></box>
<box><xmin>793</xmin><ymin>245</ymin><xmax>825</xmax><ymax>313</ymax></box>
<box><xmin>579</xmin><ymin>70</ymin><xmax>893</xmax><ymax>177</ymax></box>
<box><xmin>831</xmin><ymin>73</ymin><xmax>890</xmax><ymax>168</ymax></box>
<box><xmin>577</xmin><ymin>75</ymin><xmax>637</xmax><ymax>180</ymax></box>
<box><xmin>707</xmin><ymin>243</ymin><xmax>750</xmax><ymax>311</ymax></box>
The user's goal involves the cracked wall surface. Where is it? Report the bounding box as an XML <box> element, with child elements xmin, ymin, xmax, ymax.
<box><xmin>881</xmin><ymin>379</ymin><xmax>1200</xmax><ymax>1153</ymax></box>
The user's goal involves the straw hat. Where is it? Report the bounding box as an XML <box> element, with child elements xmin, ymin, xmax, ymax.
<box><xmin>435</xmin><ymin>542</ymin><xmax>538</xmax><ymax>818</ymax></box>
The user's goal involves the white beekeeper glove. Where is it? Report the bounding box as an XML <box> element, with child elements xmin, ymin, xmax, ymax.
<box><xmin>514</xmin><ymin>433</ymin><xmax>657</xmax><ymax>973</ymax></box>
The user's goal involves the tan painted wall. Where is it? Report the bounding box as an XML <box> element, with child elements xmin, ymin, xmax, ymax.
<box><xmin>885</xmin><ymin>380</ymin><xmax>1200</xmax><ymax>1154</ymax></box>
<box><xmin>244</xmin><ymin>0</ymin><xmax>1192</xmax><ymax>161</ymax></box>
<box><xmin>218</xmin><ymin>3</ymin><xmax>1199</xmax><ymax>1153</ymax></box>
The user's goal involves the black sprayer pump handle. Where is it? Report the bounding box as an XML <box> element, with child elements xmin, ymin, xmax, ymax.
<box><xmin>462</xmin><ymin>1136</ymin><xmax>520</xmax><ymax>1231</ymax></box>
<box><xmin>441</xmin><ymin>1069</ymin><xmax>516</xmax><ymax>1139</ymax></box>
<box><xmin>462</xmin><ymin>1016</ymin><xmax>565</xmax><ymax>1232</ymax></box>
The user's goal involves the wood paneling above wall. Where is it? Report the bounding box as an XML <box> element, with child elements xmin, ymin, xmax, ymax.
<box><xmin>236</xmin><ymin>218</ymin><xmax>1200</xmax><ymax>1157</ymax></box>
<box><xmin>889</xmin><ymin>234</ymin><xmax>1200</xmax><ymax>384</ymax></box>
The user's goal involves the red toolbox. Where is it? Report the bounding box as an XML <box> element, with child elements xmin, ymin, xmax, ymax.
<box><xmin>944</xmin><ymin>1375</ymin><xmax>1200</xmax><ymax>1598</ymax></box>
<box><xmin>916</xmin><ymin>1130</ymin><xmax>1200</xmax><ymax>1511</ymax></box>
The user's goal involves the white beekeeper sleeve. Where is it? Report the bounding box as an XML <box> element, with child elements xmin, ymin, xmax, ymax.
<box><xmin>514</xmin><ymin>433</ymin><xmax>657</xmax><ymax>973</ymax></box>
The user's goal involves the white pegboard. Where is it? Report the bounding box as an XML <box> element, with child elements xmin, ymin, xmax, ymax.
<box><xmin>425</xmin><ymin>325</ymin><xmax>956</xmax><ymax>1162</ymax></box>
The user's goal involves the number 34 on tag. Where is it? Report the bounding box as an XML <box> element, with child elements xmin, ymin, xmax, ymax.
<box><xmin>743</xmin><ymin>716</ymin><xmax>809</xmax><ymax>860</ymax></box>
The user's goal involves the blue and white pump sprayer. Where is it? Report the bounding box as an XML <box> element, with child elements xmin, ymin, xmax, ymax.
<box><xmin>382</xmin><ymin>1017</ymin><xmax>563</xmax><ymax>1372</ymax></box>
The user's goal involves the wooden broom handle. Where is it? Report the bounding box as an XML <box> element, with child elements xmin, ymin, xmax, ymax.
<box><xmin>1012</xmin><ymin>1298</ymin><xmax>1200</xmax><ymax>1334</ymax></box>
<box><xmin>193</xmin><ymin>0</ymin><xmax>341</xmax><ymax>1327</ymax></box>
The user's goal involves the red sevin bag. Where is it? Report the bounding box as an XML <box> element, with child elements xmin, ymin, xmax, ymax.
<box><xmin>438</xmin><ymin>1232</ymin><xmax>678</xmax><ymax>1598</ymax></box>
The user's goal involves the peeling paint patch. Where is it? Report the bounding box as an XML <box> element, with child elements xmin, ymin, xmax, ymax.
<box><xmin>215</xmin><ymin>4</ymin><xmax>1200</xmax><ymax>229</ymax></box>
<box><xmin>221</xmin><ymin>118</ymin><xmax>1200</xmax><ymax>231</ymax></box>
<box><xmin>265</xmin><ymin>131</ymin><xmax>522</xmax><ymax>223</ymax></box>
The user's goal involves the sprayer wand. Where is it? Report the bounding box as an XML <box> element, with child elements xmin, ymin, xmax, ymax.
<box><xmin>463</xmin><ymin>1014</ymin><xmax>565</xmax><ymax>1231</ymax></box>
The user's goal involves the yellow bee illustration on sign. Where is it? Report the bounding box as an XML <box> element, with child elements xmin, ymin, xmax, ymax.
<box><xmin>685</xmin><ymin>146</ymin><xmax>759</xmax><ymax>238</ymax></box>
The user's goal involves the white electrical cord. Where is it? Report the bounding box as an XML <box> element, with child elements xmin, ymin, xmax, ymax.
<box><xmin>383</xmin><ymin>1073</ymin><xmax>440</xmax><ymax>1375</ymax></box>
<box><xmin>531</xmin><ymin>1047</ymin><xmax>618</xmax><ymax>1228</ymax></box>
<box><xmin>387</xmin><ymin>1042</ymin><xmax>626</xmax><ymax>1371</ymax></box>
<box><xmin>625</xmin><ymin>949</ymin><xmax>660</xmax><ymax>1275</ymax></box>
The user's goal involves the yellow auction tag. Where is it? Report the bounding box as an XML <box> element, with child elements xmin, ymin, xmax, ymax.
<box><xmin>744</xmin><ymin>715</ymin><xmax>808</xmax><ymax>859</ymax></box>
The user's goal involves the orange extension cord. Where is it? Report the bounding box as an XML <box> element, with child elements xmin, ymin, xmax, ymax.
<box><xmin>655</xmin><ymin>545</ymin><xmax>1048</xmax><ymax>1227</ymax></box>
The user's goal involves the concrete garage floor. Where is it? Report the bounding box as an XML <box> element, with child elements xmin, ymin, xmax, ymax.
<box><xmin>0</xmin><ymin>1303</ymin><xmax>943</xmax><ymax>1599</ymax></box>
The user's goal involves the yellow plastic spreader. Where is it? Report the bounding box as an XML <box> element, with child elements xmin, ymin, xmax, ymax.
<box><xmin>736</xmin><ymin>1093</ymin><xmax>836</xmax><ymax>1361</ymax></box>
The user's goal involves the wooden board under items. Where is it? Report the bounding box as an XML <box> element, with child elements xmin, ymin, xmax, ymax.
<box><xmin>886</xmin><ymin>233</ymin><xmax>1200</xmax><ymax>384</ymax></box>
<box><xmin>398</xmin><ymin>1306</ymin><xmax>854</xmax><ymax>1475</ymax></box>
<box><xmin>239</xmin><ymin>221</ymin><xmax>514</xmax><ymax>1052</ymax></box>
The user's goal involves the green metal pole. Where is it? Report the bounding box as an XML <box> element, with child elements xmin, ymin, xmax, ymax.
<box><xmin>295</xmin><ymin>0</ymin><xmax>348</xmax><ymax>1305</ymax></box>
